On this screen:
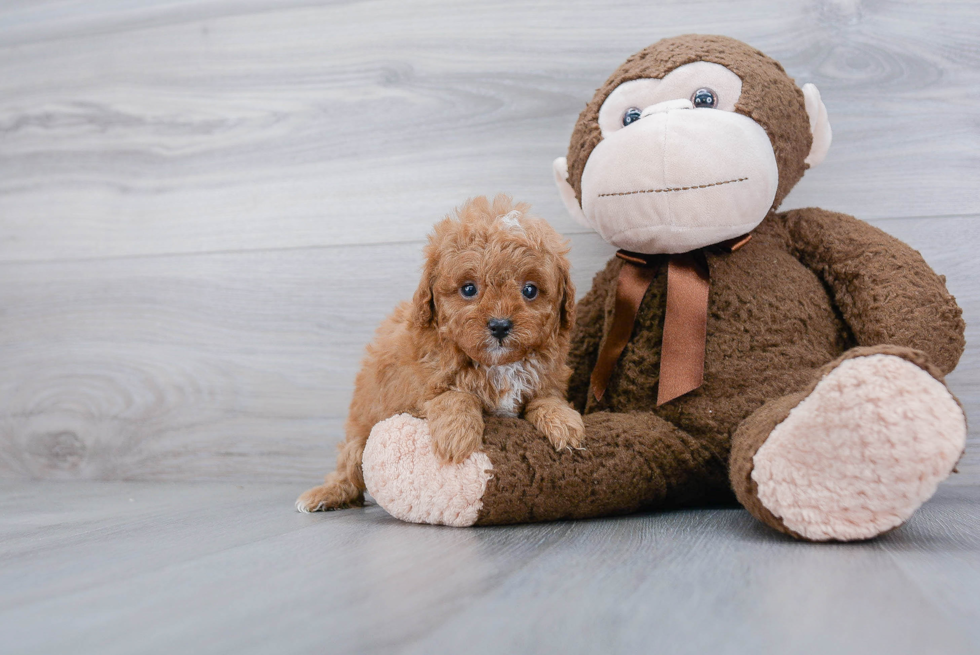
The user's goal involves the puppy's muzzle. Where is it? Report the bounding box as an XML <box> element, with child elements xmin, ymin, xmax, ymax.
<box><xmin>487</xmin><ymin>318</ymin><xmax>513</xmax><ymax>341</ymax></box>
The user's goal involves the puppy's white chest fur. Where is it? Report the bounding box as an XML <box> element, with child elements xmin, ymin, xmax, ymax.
<box><xmin>487</xmin><ymin>359</ymin><xmax>540</xmax><ymax>417</ymax></box>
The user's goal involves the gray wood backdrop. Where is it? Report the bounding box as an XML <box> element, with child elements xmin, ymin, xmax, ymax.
<box><xmin>1</xmin><ymin>0</ymin><xmax>977</xmax><ymax>483</ymax></box>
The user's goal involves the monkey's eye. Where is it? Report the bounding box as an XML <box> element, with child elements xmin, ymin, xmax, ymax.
<box><xmin>460</xmin><ymin>282</ymin><xmax>478</xmax><ymax>298</ymax></box>
<box><xmin>692</xmin><ymin>88</ymin><xmax>717</xmax><ymax>108</ymax></box>
<box><xmin>522</xmin><ymin>283</ymin><xmax>538</xmax><ymax>300</ymax></box>
<box><xmin>622</xmin><ymin>107</ymin><xmax>643</xmax><ymax>127</ymax></box>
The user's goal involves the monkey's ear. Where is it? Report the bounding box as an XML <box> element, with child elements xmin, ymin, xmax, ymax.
<box><xmin>802</xmin><ymin>83</ymin><xmax>832</xmax><ymax>168</ymax></box>
<box><xmin>553</xmin><ymin>157</ymin><xmax>590</xmax><ymax>227</ymax></box>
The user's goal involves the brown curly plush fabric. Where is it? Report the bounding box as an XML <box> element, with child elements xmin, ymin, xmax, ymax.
<box><xmin>473</xmin><ymin>210</ymin><xmax>964</xmax><ymax>526</ymax></box>
<box><xmin>475</xmin><ymin>411</ymin><xmax>732</xmax><ymax>525</ymax></box>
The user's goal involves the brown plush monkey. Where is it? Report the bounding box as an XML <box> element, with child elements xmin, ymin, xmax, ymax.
<box><xmin>360</xmin><ymin>35</ymin><xmax>967</xmax><ymax>541</ymax></box>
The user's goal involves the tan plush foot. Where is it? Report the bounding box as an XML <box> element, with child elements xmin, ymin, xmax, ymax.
<box><xmin>752</xmin><ymin>354</ymin><xmax>966</xmax><ymax>541</ymax></box>
<box><xmin>295</xmin><ymin>474</ymin><xmax>363</xmax><ymax>513</ymax></box>
<box><xmin>361</xmin><ymin>414</ymin><xmax>493</xmax><ymax>527</ymax></box>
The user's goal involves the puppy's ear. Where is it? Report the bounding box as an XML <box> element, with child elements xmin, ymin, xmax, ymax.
<box><xmin>557</xmin><ymin>254</ymin><xmax>576</xmax><ymax>333</ymax></box>
<box><xmin>412</xmin><ymin>251</ymin><xmax>437</xmax><ymax>329</ymax></box>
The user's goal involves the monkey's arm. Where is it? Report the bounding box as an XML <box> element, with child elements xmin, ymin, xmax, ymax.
<box><xmin>362</xmin><ymin>411</ymin><xmax>732</xmax><ymax>527</ymax></box>
<box><xmin>566</xmin><ymin>256</ymin><xmax>620</xmax><ymax>411</ymax></box>
<box><xmin>780</xmin><ymin>207</ymin><xmax>965</xmax><ymax>374</ymax></box>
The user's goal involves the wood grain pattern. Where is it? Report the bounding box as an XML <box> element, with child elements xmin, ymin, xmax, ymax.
<box><xmin>1</xmin><ymin>0</ymin><xmax>978</xmax><ymax>481</ymax></box>
<box><xmin>1</xmin><ymin>481</ymin><xmax>978</xmax><ymax>654</ymax></box>
<box><xmin>1</xmin><ymin>0</ymin><xmax>979</xmax><ymax>261</ymax></box>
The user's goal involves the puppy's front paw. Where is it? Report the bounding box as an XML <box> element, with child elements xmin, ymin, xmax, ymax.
<box><xmin>528</xmin><ymin>399</ymin><xmax>585</xmax><ymax>450</ymax></box>
<box><xmin>429</xmin><ymin>411</ymin><xmax>484</xmax><ymax>465</ymax></box>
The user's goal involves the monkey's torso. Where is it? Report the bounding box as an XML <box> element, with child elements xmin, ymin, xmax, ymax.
<box><xmin>568</xmin><ymin>213</ymin><xmax>853</xmax><ymax>449</ymax></box>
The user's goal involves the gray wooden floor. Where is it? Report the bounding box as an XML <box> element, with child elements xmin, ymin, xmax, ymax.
<box><xmin>3</xmin><ymin>1</ymin><xmax>980</xmax><ymax>653</ymax></box>
<box><xmin>2</xmin><ymin>480</ymin><xmax>979</xmax><ymax>655</ymax></box>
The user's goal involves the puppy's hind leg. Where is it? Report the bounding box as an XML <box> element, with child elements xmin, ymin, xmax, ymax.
<box><xmin>296</xmin><ymin>428</ymin><xmax>367</xmax><ymax>513</ymax></box>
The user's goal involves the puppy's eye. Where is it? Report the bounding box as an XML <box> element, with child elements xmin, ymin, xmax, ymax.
<box><xmin>522</xmin><ymin>283</ymin><xmax>538</xmax><ymax>300</ymax></box>
<box><xmin>691</xmin><ymin>88</ymin><xmax>717</xmax><ymax>108</ymax></box>
<box><xmin>460</xmin><ymin>282</ymin><xmax>478</xmax><ymax>298</ymax></box>
<box><xmin>622</xmin><ymin>107</ymin><xmax>642</xmax><ymax>127</ymax></box>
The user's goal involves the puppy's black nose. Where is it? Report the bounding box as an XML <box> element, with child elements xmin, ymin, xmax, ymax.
<box><xmin>487</xmin><ymin>318</ymin><xmax>513</xmax><ymax>340</ymax></box>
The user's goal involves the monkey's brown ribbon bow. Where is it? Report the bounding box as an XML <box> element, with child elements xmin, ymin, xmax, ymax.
<box><xmin>590</xmin><ymin>235</ymin><xmax>751</xmax><ymax>406</ymax></box>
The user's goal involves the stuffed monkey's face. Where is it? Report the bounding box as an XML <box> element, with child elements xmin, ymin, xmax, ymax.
<box><xmin>556</xmin><ymin>51</ymin><xmax>831</xmax><ymax>255</ymax></box>
<box><xmin>581</xmin><ymin>62</ymin><xmax>778</xmax><ymax>253</ymax></box>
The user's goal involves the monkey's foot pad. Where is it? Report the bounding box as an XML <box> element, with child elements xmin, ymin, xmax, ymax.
<box><xmin>752</xmin><ymin>354</ymin><xmax>966</xmax><ymax>541</ymax></box>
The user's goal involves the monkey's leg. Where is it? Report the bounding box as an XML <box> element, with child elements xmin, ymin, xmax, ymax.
<box><xmin>730</xmin><ymin>345</ymin><xmax>966</xmax><ymax>541</ymax></box>
<box><xmin>362</xmin><ymin>411</ymin><xmax>731</xmax><ymax>527</ymax></box>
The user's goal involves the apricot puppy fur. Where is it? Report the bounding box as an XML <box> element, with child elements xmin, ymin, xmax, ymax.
<box><xmin>297</xmin><ymin>195</ymin><xmax>584</xmax><ymax>512</ymax></box>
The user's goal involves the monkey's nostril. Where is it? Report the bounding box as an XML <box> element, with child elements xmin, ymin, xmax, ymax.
<box><xmin>487</xmin><ymin>318</ymin><xmax>513</xmax><ymax>340</ymax></box>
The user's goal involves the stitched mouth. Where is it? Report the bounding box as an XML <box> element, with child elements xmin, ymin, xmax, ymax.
<box><xmin>598</xmin><ymin>177</ymin><xmax>748</xmax><ymax>198</ymax></box>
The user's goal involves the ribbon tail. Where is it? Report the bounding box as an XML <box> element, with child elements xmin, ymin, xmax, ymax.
<box><xmin>657</xmin><ymin>252</ymin><xmax>710</xmax><ymax>405</ymax></box>
<box><xmin>590</xmin><ymin>258</ymin><xmax>658</xmax><ymax>401</ymax></box>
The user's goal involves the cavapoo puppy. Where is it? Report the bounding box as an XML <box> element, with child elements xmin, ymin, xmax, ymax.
<box><xmin>297</xmin><ymin>195</ymin><xmax>584</xmax><ymax>512</ymax></box>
